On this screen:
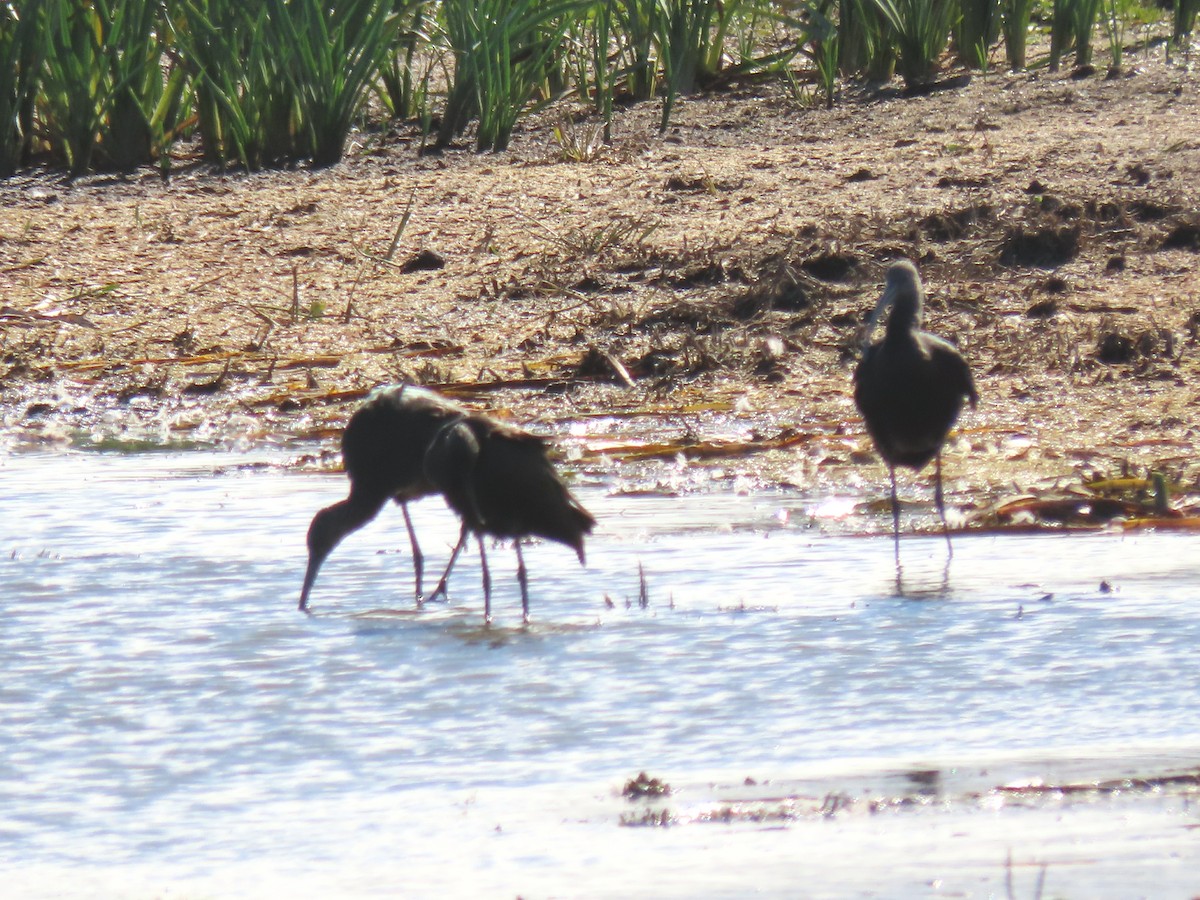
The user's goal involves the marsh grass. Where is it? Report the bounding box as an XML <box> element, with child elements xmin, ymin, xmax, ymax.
<box><xmin>873</xmin><ymin>0</ymin><xmax>958</xmax><ymax>87</ymax></box>
<box><xmin>1070</xmin><ymin>0</ymin><xmax>1106</xmax><ymax>65</ymax></box>
<box><xmin>527</xmin><ymin>211</ymin><xmax>661</xmax><ymax>258</ymax></box>
<box><xmin>839</xmin><ymin>0</ymin><xmax>899</xmax><ymax>80</ymax></box>
<box><xmin>269</xmin><ymin>0</ymin><xmax>401</xmax><ymax>166</ymax></box>
<box><xmin>0</xmin><ymin>1</ymin><xmax>44</xmax><ymax>175</ymax></box>
<box><xmin>612</xmin><ymin>0</ymin><xmax>659</xmax><ymax>102</ymax></box>
<box><xmin>1048</xmin><ymin>0</ymin><xmax>1072</xmax><ymax>69</ymax></box>
<box><xmin>551</xmin><ymin>111</ymin><xmax>605</xmax><ymax>160</ymax></box>
<box><xmin>438</xmin><ymin>0</ymin><xmax>586</xmax><ymax>151</ymax></box>
<box><xmin>172</xmin><ymin>0</ymin><xmax>399</xmax><ymax>169</ymax></box>
<box><xmin>99</xmin><ymin>0</ymin><xmax>183</xmax><ymax>172</ymax></box>
<box><xmin>789</xmin><ymin>11</ymin><xmax>838</xmax><ymax>110</ymax></box>
<box><xmin>170</xmin><ymin>1</ymin><xmax>293</xmax><ymax>168</ymax></box>
<box><xmin>377</xmin><ymin>0</ymin><xmax>434</xmax><ymax>120</ymax></box>
<box><xmin>1001</xmin><ymin>0</ymin><xmax>1037</xmax><ymax>68</ymax></box>
<box><xmin>0</xmin><ymin>0</ymin><xmax>1181</xmax><ymax>175</ymax></box>
<box><xmin>656</xmin><ymin>0</ymin><xmax>732</xmax><ymax>129</ymax></box>
<box><xmin>1175</xmin><ymin>0</ymin><xmax>1200</xmax><ymax>44</ymax></box>
<box><xmin>956</xmin><ymin>0</ymin><xmax>1002</xmax><ymax>68</ymax></box>
<box><xmin>38</xmin><ymin>2</ymin><xmax>115</xmax><ymax>175</ymax></box>
<box><xmin>40</xmin><ymin>0</ymin><xmax>177</xmax><ymax>174</ymax></box>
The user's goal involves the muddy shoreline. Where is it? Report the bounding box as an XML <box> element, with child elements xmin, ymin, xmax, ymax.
<box><xmin>2</xmin><ymin>54</ymin><xmax>1198</xmax><ymax>517</ymax></box>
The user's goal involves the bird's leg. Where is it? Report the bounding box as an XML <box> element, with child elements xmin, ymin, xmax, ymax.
<box><xmin>401</xmin><ymin>503</ymin><xmax>424</xmax><ymax>606</ymax></box>
<box><xmin>428</xmin><ymin>522</ymin><xmax>469</xmax><ymax>602</ymax></box>
<box><xmin>889</xmin><ymin>464</ymin><xmax>905</xmax><ymax>595</ymax></box>
<box><xmin>935</xmin><ymin>453</ymin><xmax>953</xmax><ymax>560</ymax></box>
<box><xmin>478</xmin><ymin>536</ymin><xmax>492</xmax><ymax>624</ymax></box>
<box><xmin>515</xmin><ymin>541</ymin><xmax>530</xmax><ymax>624</ymax></box>
<box><xmin>889</xmin><ymin>464</ymin><xmax>901</xmax><ymax>570</ymax></box>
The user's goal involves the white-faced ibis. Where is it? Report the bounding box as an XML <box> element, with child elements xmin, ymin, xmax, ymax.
<box><xmin>853</xmin><ymin>260</ymin><xmax>978</xmax><ymax>564</ymax></box>
<box><xmin>300</xmin><ymin>384</ymin><xmax>470</xmax><ymax>613</ymax></box>
<box><xmin>424</xmin><ymin>413</ymin><xmax>596</xmax><ymax>623</ymax></box>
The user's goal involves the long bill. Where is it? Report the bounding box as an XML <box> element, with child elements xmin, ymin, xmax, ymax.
<box><xmin>860</xmin><ymin>283</ymin><xmax>898</xmax><ymax>348</ymax></box>
<box><xmin>299</xmin><ymin>557</ymin><xmax>322</xmax><ymax>613</ymax></box>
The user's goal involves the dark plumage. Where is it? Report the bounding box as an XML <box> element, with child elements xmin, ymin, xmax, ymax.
<box><xmin>424</xmin><ymin>414</ymin><xmax>596</xmax><ymax>623</ymax></box>
<box><xmin>853</xmin><ymin>260</ymin><xmax>978</xmax><ymax>562</ymax></box>
<box><xmin>300</xmin><ymin>384</ymin><xmax>595</xmax><ymax>622</ymax></box>
<box><xmin>300</xmin><ymin>384</ymin><xmax>469</xmax><ymax>613</ymax></box>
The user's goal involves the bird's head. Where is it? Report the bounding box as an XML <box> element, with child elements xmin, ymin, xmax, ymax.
<box><xmin>862</xmin><ymin>260</ymin><xmax>924</xmax><ymax>344</ymax></box>
<box><xmin>299</xmin><ymin>505</ymin><xmax>340</xmax><ymax>613</ymax></box>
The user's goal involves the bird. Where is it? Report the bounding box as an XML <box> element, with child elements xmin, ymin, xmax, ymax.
<box><xmin>423</xmin><ymin>411</ymin><xmax>596</xmax><ymax>623</ymax></box>
<box><xmin>299</xmin><ymin>384</ymin><xmax>471</xmax><ymax>613</ymax></box>
<box><xmin>853</xmin><ymin>260</ymin><xmax>978</xmax><ymax>566</ymax></box>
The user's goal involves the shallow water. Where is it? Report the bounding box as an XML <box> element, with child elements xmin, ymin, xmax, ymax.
<box><xmin>1</xmin><ymin>451</ymin><xmax>1197</xmax><ymax>898</ymax></box>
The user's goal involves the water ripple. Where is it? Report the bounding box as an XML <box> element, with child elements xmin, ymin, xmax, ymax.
<box><xmin>1</xmin><ymin>452</ymin><xmax>1198</xmax><ymax>895</ymax></box>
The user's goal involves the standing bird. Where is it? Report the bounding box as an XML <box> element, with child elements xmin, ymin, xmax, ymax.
<box><xmin>300</xmin><ymin>384</ymin><xmax>470</xmax><ymax>613</ymax></box>
<box><xmin>424</xmin><ymin>413</ymin><xmax>596</xmax><ymax>624</ymax></box>
<box><xmin>853</xmin><ymin>260</ymin><xmax>978</xmax><ymax>565</ymax></box>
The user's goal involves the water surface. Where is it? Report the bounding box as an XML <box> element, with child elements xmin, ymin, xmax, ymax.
<box><xmin>1</xmin><ymin>452</ymin><xmax>1197</xmax><ymax>897</ymax></box>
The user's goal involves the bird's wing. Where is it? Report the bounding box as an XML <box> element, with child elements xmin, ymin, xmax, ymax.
<box><xmin>425</xmin><ymin>419</ymin><xmax>486</xmax><ymax>527</ymax></box>
<box><xmin>923</xmin><ymin>335</ymin><xmax>978</xmax><ymax>408</ymax></box>
<box><xmin>471</xmin><ymin>422</ymin><xmax>595</xmax><ymax>554</ymax></box>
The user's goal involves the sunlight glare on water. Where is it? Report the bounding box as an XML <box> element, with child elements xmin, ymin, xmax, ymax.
<box><xmin>1</xmin><ymin>451</ymin><xmax>1198</xmax><ymax>898</ymax></box>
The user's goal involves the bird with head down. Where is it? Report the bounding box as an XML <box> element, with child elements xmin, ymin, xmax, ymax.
<box><xmin>300</xmin><ymin>384</ymin><xmax>594</xmax><ymax>622</ymax></box>
<box><xmin>300</xmin><ymin>384</ymin><xmax>469</xmax><ymax>613</ymax></box>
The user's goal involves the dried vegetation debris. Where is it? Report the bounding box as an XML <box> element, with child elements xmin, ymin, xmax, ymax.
<box><xmin>1</xmin><ymin>56</ymin><xmax>1199</xmax><ymax>506</ymax></box>
<box><xmin>616</xmin><ymin>764</ymin><xmax>1200</xmax><ymax>829</ymax></box>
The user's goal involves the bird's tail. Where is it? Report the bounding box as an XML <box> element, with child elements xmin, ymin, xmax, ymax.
<box><xmin>542</xmin><ymin>494</ymin><xmax>594</xmax><ymax>564</ymax></box>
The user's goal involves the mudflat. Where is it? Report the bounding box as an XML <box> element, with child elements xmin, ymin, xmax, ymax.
<box><xmin>2</xmin><ymin>52</ymin><xmax>1197</xmax><ymax>511</ymax></box>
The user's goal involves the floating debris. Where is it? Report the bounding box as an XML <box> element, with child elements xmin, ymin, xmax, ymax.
<box><xmin>623</xmin><ymin>772</ymin><xmax>671</xmax><ymax>799</ymax></box>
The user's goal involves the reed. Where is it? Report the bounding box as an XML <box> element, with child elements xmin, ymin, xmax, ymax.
<box><xmin>1000</xmin><ymin>0</ymin><xmax>1036</xmax><ymax>69</ymax></box>
<box><xmin>439</xmin><ymin>0</ymin><xmax>584</xmax><ymax>152</ymax></box>
<box><xmin>873</xmin><ymin>0</ymin><xmax>957</xmax><ymax>88</ymax></box>
<box><xmin>657</xmin><ymin>0</ymin><xmax>729</xmax><ymax>129</ymax></box>
<box><xmin>955</xmin><ymin>0</ymin><xmax>1002</xmax><ymax>69</ymax></box>
<box><xmin>0</xmin><ymin>0</ymin><xmax>1182</xmax><ymax>177</ymax></box>
<box><xmin>0</xmin><ymin>0</ymin><xmax>43</xmax><ymax>175</ymax></box>
<box><xmin>1049</xmin><ymin>0</ymin><xmax>1074</xmax><ymax>69</ymax></box>
<box><xmin>108</xmin><ymin>0</ymin><xmax>188</xmax><ymax>174</ymax></box>
<box><xmin>1103</xmin><ymin>0</ymin><xmax>1157</xmax><ymax>68</ymax></box>
<box><xmin>839</xmin><ymin>0</ymin><xmax>897</xmax><ymax>81</ymax></box>
<box><xmin>657</xmin><ymin>0</ymin><xmax>803</xmax><ymax>128</ymax></box>
<box><xmin>1070</xmin><ymin>0</ymin><xmax>1105</xmax><ymax>66</ymax></box>
<box><xmin>170</xmin><ymin>1</ymin><xmax>293</xmax><ymax>168</ymax></box>
<box><xmin>171</xmin><ymin>0</ymin><xmax>397</xmax><ymax>169</ymax></box>
<box><xmin>613</xmin><ymin>0</ymin><xmax>659</xmax><ymax>101</ymax></box>
<box><xmin>39</xmin><ymin>0</ymin><xmax>110</xmax><ymax>174</ymax></box>
<box><xmin>587</xmin><ymin>1</ymin><xmax>615</xmax><ymax>136</ymax></box>
<box><xmin>378</xmin><ymin>0</ymin><xmax>433</xmax><ymax>120</ymax></box>
<box><xmin>267</xmin><ymin>0</ymin><xmax>400</xmax><ymax>166</ymax></box>
<box><xmin>808</xmin><ymin>3</ymin><xmax>841</xmax><ymax>107</ymax></box>
<box><xmin>40</xmin><ymin>0</ymin><xmax>179</xmax><ymax>175</ymax></box>
<box><xmin>1173</xmin><ymin>0</ymin><xmax>1199</xmax><ymax>45</ymax></box>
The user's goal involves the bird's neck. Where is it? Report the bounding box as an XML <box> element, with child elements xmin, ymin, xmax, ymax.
<box><xmin>334</xmin><ymin>490</ymin><xmax>387</xmax><ymax>533</ymax></box>
<box><xmin>886</xmin><ymin>299</ymin><xmax>922</xmax><ymax>338</ymax></box>
<box><xmin>309</xmin><ymin>492</ymin><xmax>386</xmax><ymax>560</ymax></box>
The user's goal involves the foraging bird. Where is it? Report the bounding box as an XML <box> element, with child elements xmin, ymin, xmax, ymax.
<box><xmin>300</xmin><ymin>384</ymin><xmax>471</xmax><ymax>613</ymax></box>
<box><xmin>424</xmin><ymin>413</ymin><xmax>596</xmax><ymax>623</ymax></box>
<box><xmin>853</xmin><ymin>260</ymin><xmax>978</xmax><ymax>563</ymax></box>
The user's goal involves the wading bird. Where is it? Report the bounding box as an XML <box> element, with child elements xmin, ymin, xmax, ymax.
<box><xmin>300</xmin><ymin>384</ymin><xmax>470</xmax><ymax>613</ymax></box>
<box><xmin>853</xmin><ymin>260</ymin><xmax>978</xmax><ymax>566</ymax></box>
<box><xmin>301</xmin><ymin>384</ymin><xmax>595</xmax><ymax>622</ymax></box>
<box><xmin>424</xmin><ymin>413</ymin><xmax>596</xmax><ymax>623</ymax></box>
